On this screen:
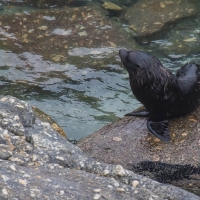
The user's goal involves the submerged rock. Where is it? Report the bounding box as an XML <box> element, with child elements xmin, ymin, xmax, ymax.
<box><xmin>0</xmin><ymin>6</ymin><xmax>139</xmax><ymax>67</ymax></box>
<box><xmin>27</xmin><ymin>0</ymin><xmax>88</xmax><ymax>8</ymax></box>
<box><xmin>123</xmin><ymin>0</ymin><xmax>200</xmax><ymax>38</ymax></box>
<box><xmin>0</xmin><ymin>95</ymin><xmax>199</xmax><ymax>199</ymax></box>
<box><xmin>78</xmin><ymin>104</ymin><xmax>200</xmax><ymax>196</ymax></box>
<box><xmin>102</xmin><ymin>2</ymin><xmax>122</xmax><ymax>12</ymax></box>
<box><xmin>148</xmin><ymin>16</ymin><xmax>200</xmax><ymax>56</ymax></box>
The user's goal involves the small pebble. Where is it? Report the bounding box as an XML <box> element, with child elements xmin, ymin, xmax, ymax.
<box><xmin>60</xmin><ymin>190</ymin><xmax>64</xmax><ymax>195</ymax></box>
<box><xmin>78</xmin><ymin>31</ymin><xmax>87</xmax><ymax>36</ymax></box>
<box><xmin>115</xmin><ymin>165</ymin><xmax>125</xmax><ymax>176</ymax></box>
<box><xmin>38</xmin><ymin>26</ymin><xmax>48</xmax><ymax>30</ymax></box>
<box><xmin>117</xmin><ymin>188</ymin><xmax>125</xmax><ymax>192</ymax></box>
<box><xmin>103</xmin><ymin>169</ymin><xmax>109</xmax><ymax>175</ymax></box>
<box><xmin>113</xmin><ymin>180</ymin><xmax>119</xmax><ymax>187</ymax></box>
<box><xmin>113</xmin><ymin>137</ymin><xmax>122</xmax><ymax>142</ymax></box>
<box><xmin>30</xmin><ymin>193</ymin><xmax>36</xmax><ymax>198</ymax></box>
<box><xmin>107</xmin><ymin>185</ymin><xmax>113</xmax><ymax>189</ymax></box>
<box><xmin>2</xmin><ymin>189</ymin><xmax>8</xmax><ymax>195</ymax></box>
<box><xmin>93</xmin><ymin>194</ymin><xmax>101</xmax><ymax>199</ymax></box>
<box><xmin>134</xmin><ymin>190</ymin><xmax>138</xmax><ymax>194</ymax></box>
<box><xmin>23</xmin><ymin>174</ymin><xmax>30</xmax><ymax>178</ymax></box>
<box><xmin>93</xmin><ymin>188</ymin><xmax>101</xmax><ymax>193</ymax></box>
<box><xmin>13</xmin><ymin>115</ymin><xmax>20</xmax><ymax>120</ymax></box>
<box><xmin>181</xmin><ymin>132</ymin><xmax>188</xmax><ymax>137</ymax></box>
<box><xmin>32</xmin><ymin>154</ymin><xmax>38</xmax><ymax>162</ymax></box>
<box><xmin>28</xmin><ymin>29</ymin><xmax>34</xmax><ymax>33</ymax></box>
<box><xmin>0</xmin><ymin>97</ymin><xmax>8</xmax><ymax>101</ymax></box>
<box><xmin>19</xmin><ymin>179</ymin><xmax>27</xmax><ymax>186</ymax></box>
<box><xmin>10</xmin><ymin>165</ymin><xmax>16</xmax><ymax>171</ymax></box>
<box><xmin>132</xmin><ymin>180</ymin><xmax>139</xmax><ymax>188</ymax></box>
<box><xmin>55</xmin><ymin>156</ymin><xmax>64</xmax><ymax>161</ymax></box>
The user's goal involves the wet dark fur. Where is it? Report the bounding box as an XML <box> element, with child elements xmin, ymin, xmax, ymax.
<box><xmin>119</xmin><ymin>49</ymin><xmax>200</xmax><ymax>141</ymax></box>
<box><xmin>120</xmin><ymin>50</ymin><xmax>200</xmax><ymax>120</ymax></box>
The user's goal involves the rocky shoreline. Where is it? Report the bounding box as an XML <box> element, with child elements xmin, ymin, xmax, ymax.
<box><xmin>0</xmin><ymin>95</ymin><xmax>199</xmax><ymax>199</ymax></box>
<box><xmin>1</xmin><ymin>0</ymin><xmax>200</xmax><ymax>198</ymax></box>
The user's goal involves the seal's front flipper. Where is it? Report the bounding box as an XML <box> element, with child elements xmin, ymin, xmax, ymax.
<box><xmin>147</xmin><ymin>119</ymin><xmax>170</xmax><ymax>142</ymax></box>
<box><xmin>125</xmin><ymin>110</ymin><xmax>150</xmax><ymax>117</ymax></box>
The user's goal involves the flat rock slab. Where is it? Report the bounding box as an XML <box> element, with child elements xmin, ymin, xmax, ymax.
<box><xmin>124</xmin><ymin>0</ymin><xmax>200</xmax><ymax>37</ymax></box>
<box><xmin>78</xmin><ymin>105</ymin><xmax>200</xmax><ymax>194</ymax></box>
<box><xmin>0</xmin><ymin>161</ymin><xmax>139</xmax><ymax>200</ymax></box>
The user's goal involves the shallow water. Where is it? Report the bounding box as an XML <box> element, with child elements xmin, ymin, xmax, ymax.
<box><xmin>0</xmin><ymin>1</ymin><xmax>200</xmax><ymax>141</ymax></box>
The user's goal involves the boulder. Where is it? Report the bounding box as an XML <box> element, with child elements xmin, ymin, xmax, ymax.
<box><xmin>78</xmin><ymin>105</ymin><xmax>200</xmax><ymax>196</ymax></box>
<box><xmin>148</xmin><ymin>16</ymin><xmax>200</xmax><ymax>56</ymax></box>
<box><xmin>0</xmin><ymin>95</ymin><xmax>199</xmax><ymax>199</ymax></box>
<box><xmin>123</xmin><ymin>0</ymin><xmax>200</xmax><ymax>38</ymax></box>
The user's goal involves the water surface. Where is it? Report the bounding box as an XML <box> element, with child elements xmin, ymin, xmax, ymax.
<box><xmin>0</xmin><ymin>1</ymin><xmax>200</xmax><ymax>141</ymax></box>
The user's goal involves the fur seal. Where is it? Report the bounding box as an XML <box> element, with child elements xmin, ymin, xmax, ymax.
<box><xmin>119</xmin><ymin>49</ymin><xmax>200</xmax><ymax>142</ymax></box>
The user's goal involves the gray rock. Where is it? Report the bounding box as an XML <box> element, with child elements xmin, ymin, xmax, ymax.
<box><xmin>78</xmin><ymin>104</ymin><xmax>200</xmax><ymax>196</ymax></box>
<box><xmin>149</xmin><ymin>16</ymin><xmax>200</xmax><ymax>56</ymax></box>
<box><xmin>0</xmin><ymin>95</ymin><xmax>199</xmax><ymax>199</ymax></box>
<box><xmin>123</xmin><ymin>0</ymin><xmax>200</xmax><ymax>37</ymax></box>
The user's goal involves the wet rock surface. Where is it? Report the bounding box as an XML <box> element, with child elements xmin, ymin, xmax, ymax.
<box><xmin>27</xmin><ymin>0</ymin><xmax>88</xmax><ymax>8</ymax></box>
<box><xmin>124</xmin><ymin>0</ymin><xmax>200</xmax><ymax>38</ymax></box>
<box><xmin>148</xmin><ymin>16</ymin><xmax>200</xmax><ymax>56</ymax></box>
<box><xmin>102</xmin><ymin>2</ymin><xmax>122</xmax><ymax>12</ymax></box>
<box><xmin>0</xmin><ymin>96</ymin><xmax>199</xmax><ymax>199</ymax></box>
<box><xmin>78</xmin><ymin>105</ymin><xmax>200</xmax><ymax>195</ymax></box>
<box><xmin>0</xmin><ymin>6</ymin><xmax>137</xmax><ymax>65</ymax></box>
<box><xmin>32</xmin><ymin>106</ymin><xmax>67</xmax><ymax>138</ymax></box>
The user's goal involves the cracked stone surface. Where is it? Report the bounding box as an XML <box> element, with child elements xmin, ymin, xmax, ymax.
<box><xmin>0</xmin><ymin>95</ymin><xmax>199</xmax><ymax>199</ymax></box>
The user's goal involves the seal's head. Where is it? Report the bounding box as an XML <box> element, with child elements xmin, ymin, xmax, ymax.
<box><xmin>119</xmin><ymin>49</ymin><xmax>153</xmax><ymax>73</ymax></box>
<box><xmin>119</xmin><ymin>49</ymin><xmax>171</xmax><ymax>82</ymax></box>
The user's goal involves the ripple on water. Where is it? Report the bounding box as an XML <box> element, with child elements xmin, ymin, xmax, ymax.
<box><xmin>0</xmin><ymin>3</ymin><xmax>200</xmax><ymax>141</ymax></box>
<box><xmin>0</xmin><ymin>49</ymin><xmax>139</xmax><ymax>140</ymax></box>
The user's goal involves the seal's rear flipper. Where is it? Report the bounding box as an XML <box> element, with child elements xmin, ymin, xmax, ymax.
<box><xmin>147</xmin><ymin>119</ymin><xmax>170</xmax><ymax>142</ymax></box>
<box><xmin>125</xmin><ymin>110</ymin><xmax>150</xmax><ymax>117</ymax></box>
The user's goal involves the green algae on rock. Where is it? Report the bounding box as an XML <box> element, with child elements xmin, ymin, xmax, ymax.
<box><xmin>124</xmin><ymin>0</ymin><xmax>200</xmax><ymax>38</ymax></box>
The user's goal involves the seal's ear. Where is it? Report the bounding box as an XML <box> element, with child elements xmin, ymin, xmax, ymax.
<box><xmin>147</xmin><ymin>119</ymin><xmax>170</xmax><ymax>142</ymax></box>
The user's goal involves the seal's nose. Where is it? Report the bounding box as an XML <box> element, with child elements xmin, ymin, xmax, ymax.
<box><xmin>119</xmin><ymin>49</ymin><xmax>128</xmax><ymax>60</ymax></box>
